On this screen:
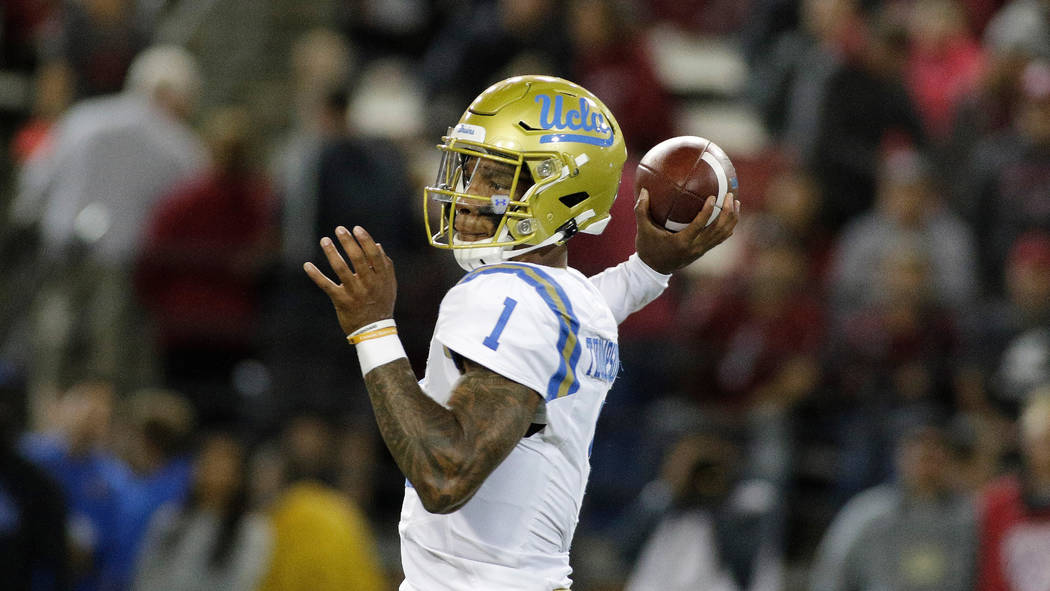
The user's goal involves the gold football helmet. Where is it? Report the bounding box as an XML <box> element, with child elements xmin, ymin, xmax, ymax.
<box><xmin>424</xmin><ymin>75</ymin><xmax>627</xmax><ymax>270</ymax></box>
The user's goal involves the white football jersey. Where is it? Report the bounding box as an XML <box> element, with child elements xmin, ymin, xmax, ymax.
<box><xmin>399</xmin><ymin>255</ymin><xmax>669</xmax><ymax>591</ymax></box>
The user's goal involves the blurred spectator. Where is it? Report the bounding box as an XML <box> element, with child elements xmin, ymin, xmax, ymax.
<box><xmin>621</xmin><ymin>430</ymin><xmax>785</xmax><ymax>591</ymax></box>
<box><xmin>265</xmin><ymin>79</ymin><xmax>431</xmax><ymax>416</ymax></box>
<box><xmin>346</xmin><ymin>57</ymin><xmax>426</xmax><ymax>141</ymax></box>
<box><xmin>681</xmin><ymin>237</ymin><xmax>825</xmax><ymax>410</ymax></box>
<box><xmin>256</xmin><ymin>414</ymin><xmax>385</xmax><ymax>591</ymax></box>
<box><xmin>741</xmin><ymin>0</ymin><xmax>802</xmax><ymax>65</ymax></box>
<box><xmin>341</xmin><ymin>0</ymin><xmax>441</xmax><ymax>59</ymax></box>
<box><xmin>10</xmin><ymin>61</ymin><xmax>74</xmax><ymax>166</ymax></box>
<box><xmin>904</xmin><ymin>0</ymin><xmax>986</xmax><ymax>142</ymax></box>
<box><xmin>132</xmin><ymin>432</ymin><xmax>271</xmax><ymax>591</ymax></box>
<box><xmin>824</xmin><ymin>243</ymin><xmax>962</xmax><ymax>495</ymax></box>
<box><xmin>961</xmin><ymin>59</ymin><xmax>1050</xmax><ymax>293</ymax></box>
<box><xmin>982</xmin><ymin>0</ymin><xmax>1050</xmax><ymax>60</ymax></box>
<box><xmin>263</xmin><ymin>29</ymin><xmax>378</xmax><ymax>419</ymax></box>
<box><xmin>567</xmin><ymin>0</ymin><xmax>673</xmax><ymax>155</ymax></box>
<box><xmin>333</xmin><ymin>415</ymin><xmax>380</xmax><ymax>510</ymax></box>
<box><xmin>111</xmin><ymin>389</ymin><xmax>196</xmax><ymax>590</ymax></box>
<box><xmin>12</xmin><ymin>44</ymin><xmax>206</xmax><ymax>402</ymax></box>
<box><xmin>977</xmin><ymin>389</ymin><xmax>1050</xmax><ymax>591</ymax></box>
<box><xmin>961</xmin><ymin>232</ymin><xmax>1050</xmax><ymax>412</ymax></box>
<box><xmin>0</xmin><ymin>0</ymin><xmax>60</xmax><ymax>71</ymax></box>
<box><xmin>947</xmin><ymin>412</ymin><xmax>1015</xmax><ymax>494</ymax></box>
<box><xmin>751</xmin><ymin>0</ymin><xmax>927</xmax><ymax>232</ymax></box>
<box><xmin>19</xmin><ymin>379</ymin><xmax>126</xmax><ymax>591</ymax></box>
<box><xmin>735</xmin><ymin>166</ymin><xmax>833</xmax><ymax>283</ymax></box>
<box><xmin>943</xmin><ymin>43</ymin><xmax>1028</xmax><ymax>203</ymax></box>
<box><xmin>809</xmin><ymin>418</ymin><xmax>978</xmax><ymax>591</ymax></box>
<box><xmin>646</xmin><ymin>0</ymin><xmax>750</xmax><ymax>34</ymax></box>
<box><xmin>0</xmin><ymin>389</ymin><xmax>71</xmax><ymax>590</ymax></box>
<box><xmin>749</xmin><ymin>0</ymin><xmax>865</xmax><ymax>145</ymax></box>
<box><xmin>37</xmin><ymin>0</ymin><xmax>149</xmax><ymax>100</ymax></box>
<box><xmin>995</xmin><ymin>327</ymin><xmax>1050</xmax><ymax>409</ymax></box>
<box><xmin>419</xmin><ymin>0</ymin><xmax>571</xmax><ymax>133</ymax></box>
<box><xmin>314</xmin><ymin>95</ymin><xmax>415</xmax><ymax>258</ymax></box>
<box><xmin>807</xmin><ymin>12</ymin><xmax>927</xmax><ymax>233</ymax></box>
<box><xmin>828</xmin><ymin>149</ymin><xmax>978</xmax><ymax>318</ymax></box>
<box><xmin>945</xmin><ymin>0</ymin><xmax>1044</xmax><ymax>178</ymax></box>
<box><xmin>270</xmin><ymin>28</ymin><xmax>354</xmax><ymax>269</ymax></box>
<box><xmin>135</xmin><ymin>106</ymin><xmax>276</xmax><ymax>423</ymax></box>
<box><xmin>958</xmin><ymin>0</ymin><xmax>1008</xmax><ymax>37</ymax></box>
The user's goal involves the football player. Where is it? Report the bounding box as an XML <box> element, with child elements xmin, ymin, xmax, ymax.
<box><xmin>304</xmin><ymin>75</ymin><xmax>738</xmax><ymax>590</ymax></box>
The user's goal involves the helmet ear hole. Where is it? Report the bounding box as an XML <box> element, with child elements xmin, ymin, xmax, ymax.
<box><xmin>558</xmin><ymin>192</ymin><xmax>589</xmax><ymax>208</ymax></box>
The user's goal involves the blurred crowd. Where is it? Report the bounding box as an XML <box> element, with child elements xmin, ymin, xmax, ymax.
<box><xmin>0</xmin><ymin>0</ymin><xmax>1049</xmax><ymax>590</ymax></box>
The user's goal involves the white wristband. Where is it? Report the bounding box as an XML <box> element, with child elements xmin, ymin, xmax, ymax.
<box><xmin>356</xmin><ymin>333</ymin><xmax>408</xmax><ymax>376</ymax></box>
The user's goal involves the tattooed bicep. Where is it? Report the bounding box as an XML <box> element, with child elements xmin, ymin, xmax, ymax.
<box><xmin>451</xmin><ymin>357</ymin><xmax>541</xmax><ymax>436</ymax></box>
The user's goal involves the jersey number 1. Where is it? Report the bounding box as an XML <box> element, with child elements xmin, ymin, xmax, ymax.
<box><xmin>483</xmin><ymin>297</ymin><xmax>518</xmax><ymax>351</ymax></box>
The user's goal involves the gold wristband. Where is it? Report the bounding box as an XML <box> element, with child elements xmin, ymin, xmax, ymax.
<box><xmin>347</xmin><ymin>326</ymin><xmax>398</xmax><ymax>345</ymax></box>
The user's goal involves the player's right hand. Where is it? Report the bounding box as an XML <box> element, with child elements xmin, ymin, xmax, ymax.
<box><xmin>634</xmin><ymin>188</ymin><xmax>738</xmax><ymax>274</ymax></box>
<box><xmin>304</xmin><ymin>225</ymin><xmax>397</xmax><ymax>336</ymax></box>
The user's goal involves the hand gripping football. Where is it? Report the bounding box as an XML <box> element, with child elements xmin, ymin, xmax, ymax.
<box><xmin>635</xmin><ymin>136</ymin><xmax>738</xmax><ymax>231</ymax></box>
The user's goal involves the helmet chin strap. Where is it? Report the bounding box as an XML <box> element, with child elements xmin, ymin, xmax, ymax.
<box><xmin>452</xmin><ymin>234</ymin><xmax>505</xmax><ymax>271</ymax></box>
<box><xmin>452</xmin><ymin>228</ymin><xmax>567</xmax><ymax>271</ymax></box>
<box><xmin>453</xmin><ymin>210</ymin><xmax>597</xmax><ymax>272</ymax></box>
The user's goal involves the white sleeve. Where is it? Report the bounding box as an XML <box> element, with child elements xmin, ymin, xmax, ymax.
<box><xmin>435</xmin><ymin>272</ymin><xmax>575</xmax><ymax>402</ymax></box>
<box><xmin>588</xmin><ymin>253</ymin><xmax>671</xmax><ymax>325</ymax></box>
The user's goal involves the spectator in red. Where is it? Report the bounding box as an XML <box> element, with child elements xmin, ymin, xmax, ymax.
<box><xmin>732</xmin><ymin>165</ymin><xmax>834</xmax><ymax>283</ymax></box>
<box><xmin>829</xmin><ymin>242</ymin><xmax>961</xmax><ymax>409</ymax></box>
<box><xmin>681</xmin><ymin>236</ymin><xmax>824</xmax><ymax>410</ymax></box>
<box><xmin>905</xmin><ymin>0</ymin><xmax>987</xmax><ymax>142</ymax></box>
<box><xmin>977</xmin><ymin>389</ymin><xmax>1050</xmax><ymax>591</ymax></box>
<box><xmin>136</xmin><ymin>106</ymin><xmax>276</xmax><ymax>422</ymax></box>
<box><xmin>568</xmin><ymin>0</ymin><xmax>674</xmax><ymax>155</ymax></box>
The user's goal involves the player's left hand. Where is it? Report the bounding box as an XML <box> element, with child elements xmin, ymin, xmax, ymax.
<box><xmin>304</xmin><ymin>225</ymin><xmax>397</xmax><ymax>336</ymax></box>
<box><xmin>634</xmin><ymin>189</ymin><xmax>739</xmax><ymax>274</ymax></box>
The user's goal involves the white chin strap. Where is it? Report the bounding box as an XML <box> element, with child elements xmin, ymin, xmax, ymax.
<box><xmin>452</xmin><ymin>229</ymin><xmax>568</xmax><ymax>272</ymax></box>
<box><xmin>452</xmin><ymin>234</ymin><xmax>506</xmax><ymax>271</ymax></box>
<box><xmin>451</xmin><ymin>210</ymin><xmax>599</xmax><ymax>272</ymax></box>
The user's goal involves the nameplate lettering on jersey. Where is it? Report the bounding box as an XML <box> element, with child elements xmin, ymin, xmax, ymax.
<box><xmin>583</xmin><ymin>336</ymin><xmax>618</xmax><ymax>383</ymax></box>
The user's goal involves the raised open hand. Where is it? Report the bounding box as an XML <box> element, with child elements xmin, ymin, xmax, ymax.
<box><xmin>303</xmin><ymin>225</ymin><xmax>397</xmax><ymax>335</ymax></box>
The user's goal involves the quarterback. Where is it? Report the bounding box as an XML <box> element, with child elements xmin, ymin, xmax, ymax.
<box><xmin>304</xmin><ymin>75</ymin><xmax>738</xmax><ymax>590</ymax></box>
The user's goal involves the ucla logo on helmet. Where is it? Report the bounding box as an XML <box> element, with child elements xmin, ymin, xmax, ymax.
<box><xmin>534</xmin><ymin>94</ymin><xmax>614</xmax><ymax>147</ymax></box>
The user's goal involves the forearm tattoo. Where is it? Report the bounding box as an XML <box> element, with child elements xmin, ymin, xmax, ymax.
<box><xmin>364</xmin><ymin>358</ymin><xmax>539</xmax><ymax>512</ymax></box>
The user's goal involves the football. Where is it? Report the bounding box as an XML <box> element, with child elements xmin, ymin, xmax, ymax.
<box><xmin>635</xmin><ymin>136</ymin><xmax>738</xmax><ymax>231</ymax></box>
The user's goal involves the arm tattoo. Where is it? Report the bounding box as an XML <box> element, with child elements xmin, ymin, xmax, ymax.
<box><xmin>364</xmin><ymin>357</ymin><xmax>540</xmax><ymax>513</ymax></box>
